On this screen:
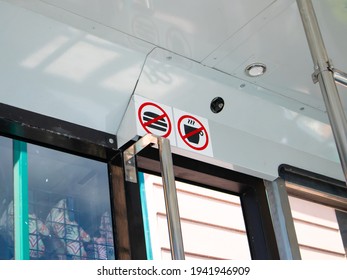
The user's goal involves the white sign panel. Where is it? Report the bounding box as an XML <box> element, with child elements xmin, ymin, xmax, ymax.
<box><xmin>135</xmin><ymin>96</ymin><xmax>213</xmax><ymax>157</ymax></box>
<box><xmin>174</xmin><ymin>108</ymin><xmax>213</xmax><ymax>157</ymax></box>
<box><xmin>135</xmin><ymin>95</ymin><xmax>176</xmax><ymax>145</ymax></box>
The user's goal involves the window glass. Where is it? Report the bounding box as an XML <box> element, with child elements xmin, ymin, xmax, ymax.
<box><xmin>27</xmin><ymin>144</ymin><xmax>115</xmax><ymax>260</ymax></box>
<box><xmin>142</xmin><ymin>174</ymin><xmax>250</xmax><ymax>260</ymax></box>
<box><xmin>0</xmin><ymin>137</ymin><xmax>14</xmax><ymax>259</ymax></box>
<box><xmin>335</xmin><ymin>210</ymin><xmax>347</xmax><ymax>256</ymax></box>
<box><xmin>288</xmin><ymin>195</ymin><xmax>346</xmax><ymax>259</ymax></box>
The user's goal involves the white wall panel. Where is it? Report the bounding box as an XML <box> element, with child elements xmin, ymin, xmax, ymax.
<box><xmin>157</xmin><ymin>215</ymin><xmax>250</xmax><ymax>260</ymax></box>
<box><xmin>289</xmin><ymin>196</ymin><xmax>340</xmax><ymax>229</ymax></box>
<box><xmin>145</xmin><ymin>174</ymin><xmax>347</xmax><ymax>260</ymax></box>
<box><xmin>130</xmin><ymin>48</ymin><xmax>343</xmax><ymax>180</ymax></box>
<box><xmin>289</xmin><ymin>196</ymin><xmax>346</xmax><ymax>259</ymax></box>
<box><xmin>152</xmin><ymin>182</ymin><xmax>246</xmax><ymax>233</ymax></box>
<box><xmin>293</xmin><ymin>220</ymin><xmax>344</xmax><ymax>254</ymax></box>
<box><xmin>144</xmin><ymin>174</ymin><xmax>250</xmax><ymax>260</ymax></box>
<box><xmin>300</xmin><ymin>247</ymin><xmax>345</xmax><ymax>260</ymax></box>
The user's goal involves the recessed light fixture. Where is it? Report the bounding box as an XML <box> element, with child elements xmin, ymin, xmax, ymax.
<box><xmin>245</xmin><ymin>63</ymin><xmax>267</xmax><ymax>77</ymax></box>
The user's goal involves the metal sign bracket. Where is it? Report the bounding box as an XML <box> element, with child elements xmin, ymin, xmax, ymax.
<box><xmin>123</xmin><ymin>134</ymin><xmax>157</xmax><ymax>183</ymax></box>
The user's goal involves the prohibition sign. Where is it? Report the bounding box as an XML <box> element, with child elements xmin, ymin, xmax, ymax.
<box><xmin>138</xmin><ymin>102</ymin><xmax>172</xmax><ymax>138</ymax></box>
<box><xmin>177</xmin><ymin>115</ymin><xmax>209</xmax><ymax>151</ymax></box>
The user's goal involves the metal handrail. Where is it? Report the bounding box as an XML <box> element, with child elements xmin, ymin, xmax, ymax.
<box><xmin>297</xmin><ymin>0</ymin><xmax>347</xmax><ymax>184</ymax></box>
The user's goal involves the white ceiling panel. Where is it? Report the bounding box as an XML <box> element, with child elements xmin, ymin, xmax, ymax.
<box><xmin>0</xmin><ymin>1</ymin><xmax>150</xmax><ymax>133</ymax></box>
<box><xmin>313</xmin><ymin>0</ymin><xmax>347</xmax><ymax>71</ymax></box>
<box><xmin>7</xmin><ymin>0</ymin><xmax>346</xmax><ymax>115</ymax></box>
<box><xmin>2</xmin><ymin>0</ymin><xmax>347</xmax><ymax>135</ymax></box>
<box><xmin>203</xmin><ymin>0</ymin><xmax>347</xmax><ymax>112</ymax></box>
<box><xmin>39</xmin><ymin>0</ymin><xmax>275</xmax><ymax>61</ymax></box>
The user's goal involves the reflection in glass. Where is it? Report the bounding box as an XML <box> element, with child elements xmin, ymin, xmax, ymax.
<box><xmin>0</xmin><ymin>137</ymin><xmax>14</xmax><ymax>259</ymax></box>
<box><xmin>0</xmin><ymin>138</ymin><xmax>115</xmax><ymax>260</ymax></box>
<box><xmin>26</xmin><ymin>144</ymin><xmax>115</xmax><ymax>260</ymax></box>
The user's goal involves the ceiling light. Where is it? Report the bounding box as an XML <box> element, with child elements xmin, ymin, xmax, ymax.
<box><xmin>245</xmin><ymin>63</ymin><xmax>267</xmax><ymax>77</ymax></box>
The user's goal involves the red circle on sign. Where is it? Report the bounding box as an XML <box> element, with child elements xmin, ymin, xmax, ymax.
<box><xmin>177</xmin><ymin>115</ymin><xmax>209</xmax><ymax>151</ymax></box>
<box><xmin>138</xmin><ymin>102</ymin><xmax>172</xmax><ymax>138</ymax></box>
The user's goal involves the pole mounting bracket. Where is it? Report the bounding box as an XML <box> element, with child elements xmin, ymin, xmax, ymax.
<box><xmin>123</xmin><ymin>134</ymin><xmax>157</xmax><ymax>183</ymax></box>
<box><xmin>311</xmin><ymin>59</ymin><xmax>334</xmax><ymax>84</ymax></box>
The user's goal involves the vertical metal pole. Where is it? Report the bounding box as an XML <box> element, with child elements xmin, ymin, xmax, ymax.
<box><xmin>13</xmin><ymin>140</ymin><xmax>29</xmax><ymax>260</ymax></box>
<box><xmin>264</xmin><ymin>178</ymin><xmax>301</xmax><ymax>260</ymax></box>
<box><xmin>297</xmin><ymin>0</ymin><xmax>347</xmax><ymax>183</ymax></box>
<box><xmin>157</xmin><ymin>137</ymin><xmax>185</xmax><ymax>260</ymax></box>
